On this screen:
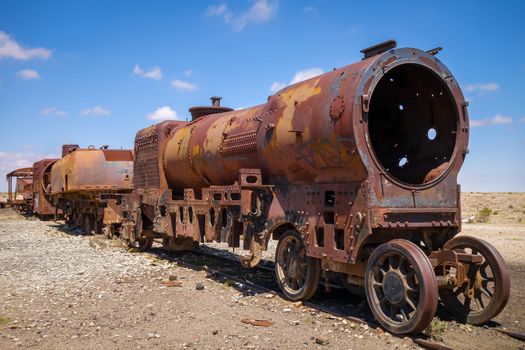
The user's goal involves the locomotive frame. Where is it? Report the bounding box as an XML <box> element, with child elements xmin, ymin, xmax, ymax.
<box><xmin>116</xmin><ymin>41</ymin><xmax>510</xmax><ymax>334</ymax></box>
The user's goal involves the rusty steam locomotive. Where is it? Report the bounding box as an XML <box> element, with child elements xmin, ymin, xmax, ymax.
<box><xmin>5</xmin><ymin>40</ymin><xmax>510</xmax><ymax>334</ymax></box>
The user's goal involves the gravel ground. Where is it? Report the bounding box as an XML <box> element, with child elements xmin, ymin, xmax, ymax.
<box><xmin>0</xmin><ymin>207</ymin><xmax>523</xmax><ymax>350</ymax></box>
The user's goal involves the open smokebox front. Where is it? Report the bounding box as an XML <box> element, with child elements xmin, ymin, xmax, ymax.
<box><xmin>367</xmin><ymin>63</ymin><xmax>458</xmax><ymax>185</ymax></box>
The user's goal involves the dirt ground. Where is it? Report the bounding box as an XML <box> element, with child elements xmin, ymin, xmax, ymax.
<box><xmin>0</xmin><ymin>193</ymin><xmax>524</xmax><ymax>350</ymax></box>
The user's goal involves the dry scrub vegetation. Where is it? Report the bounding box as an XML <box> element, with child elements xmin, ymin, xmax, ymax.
<box><xmin>461</xmin><ymin>192</ymin><xmax>525</xmax><ymax>224</ymax></box>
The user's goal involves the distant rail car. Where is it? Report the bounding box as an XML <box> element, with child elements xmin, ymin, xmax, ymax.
<box><xmin>7</xmin><ymin>40</ymin><xmax>510</xmax><ymax>335</ymax></box>
<box><xmin>5</xmin><ymin>167</ymin><xmax>33</xmax><ymax>213</ymax></box>
<box><xmin>49</xmin><ymin>144</ymin><xmax>133</xmax><ymax>235</ymax></box>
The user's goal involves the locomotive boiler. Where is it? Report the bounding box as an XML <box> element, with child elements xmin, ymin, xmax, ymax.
<box><xmin>50</xmin><ymin>144</ymin><xmax>133</xmax><ymax>235</ymax></box>
<box><xmin>120</xmin><ymin>40</ymin><xmax>509</xmax><ymax>334</ymax></box>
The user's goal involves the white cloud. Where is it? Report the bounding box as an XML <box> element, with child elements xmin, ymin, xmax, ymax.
<box><xmin>469</xmin><ymin>119</ymin><xmax>487</xmax><ymax>128</ymax></box>
<box><xmin>16</xmin><ymin>69</ymin><xmax>40</xmax><ymax>80</ymax></box>
<box><xmin>133</xmin><ymin>64</ymin><xmax>162</xmax><ymax>80</ymax></box>
<box><xmin>206</xmin><ymin>0</ymin><xmax>278</xmax><ymax>31</ymax></box>
<box><xmin>0</xmin><ymin>150</ymin><xmax>57</xmax><ymax>191</ymax></box>
<box><xmin>80</xmin><ymin>106</ymin><xmax>111</xmax><ymax>116</ymax></box>
<box><xmin>269</xmin><ymin>67</ymin><xmax>324</xmax><ymax>93</ymax></box>
<box><xmin>184</xmin><ymin>69</ymin><xmax>193</xmax><ymax>77</ymax></box>
<box><xmin>290</xmin><ymin>68</ymin><xmax>324</xmax><ymax>84</ymax></box>
<box><xmin>0</xmin><ymin>31</ymin><xmax>52</xmax><ymax>60</ymax></box>
<box><xmin>465</xmin><ymin>82</ymin><xmax>499</xmax><ymax>94</ymax></box>
<box><xmin>41</xmin><ymin>107</ymin><xmax>67</xmax><ymax>117</ymax></box>
<box><xmin>470</xmin><ymin>114</ymin><xmax>512</xmax><ymax>128</ymax></box>
<box><xmin>147</xmin><ymin>106</ymin><xmax>179</xmax><ymax>121</ymax></box>
<box><xmin>491</xmin><ymin>114</ymin><xmax>512</xmax><ymax>124</ymax></box>
<box><xmin>269</xmin><ymin>81</ymin><xmax>286</xmax><ymax>93</ymax></box>
<box><xmin>171</xmin><ymin>79</ymin><xmax>197</xmax><ymax>92</ymax></box>
<box><xmin>303</xmin><ymin>6</ymin><xmax>318</xmax><ymax>15</ymax></box>
<box><xmin>206</xmin><ymin>4</ymin><xmax>228</xmax><ymax>16</ymax></box>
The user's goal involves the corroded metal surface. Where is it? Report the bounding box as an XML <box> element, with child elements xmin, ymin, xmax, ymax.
<box><xmin>50</xmin><ymin>148</ymin><xmax>133</xmax><ymax>195</ymax></box>
<box><xmin>50</xmin><ymin>146</ymin><xmax>134</xmax><ymax>234</ymax></box>
<box><xmin>32</xmin><ymin>159</ymin><xmax>59</xmax><ymax>218</ymax></box>
<box><xmin>440</xmin><ymin>236</ymin><xmax>510</xmax><ymax>325</ymax></box>
<box><xmin>6</xmin><ymin>167</ymin><xmax>33</xmax><ymax>211</ymax></box>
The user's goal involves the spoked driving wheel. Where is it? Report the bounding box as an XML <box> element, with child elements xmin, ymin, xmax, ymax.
<box><xmin>275</xmin><ymin>230</ymin><xmax>320</xmax><ymax>300</ymax></box>
<box><xmin>365</xmin><ymin>239</ymin><xmax>438</xmax><ymax>334</ymax></box>
<box><xmin>440</xmin><ymin>236</ymin><xmax>510</xmax><ymax>325</ymax></box>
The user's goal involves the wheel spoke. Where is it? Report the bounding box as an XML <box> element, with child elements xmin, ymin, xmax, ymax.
<box><xmin>476</xmin><ymin>292</ymin><xmax>486</xmax><ymax>309</ymax></box>
<box><xmin>405</xmin><ymin>296</ymin><xmax>417</xmax><ymax>312</ymax></box>
<box><xmin>463</xmin><ymin>296</ymin><xmax>472</xmax><ymax>309</ymax></box>
<box><xmin>372</xmin><ymin>280</ymin><xmax>383</xmax><ymax>288</ymax></box>
<box><xmin>389</xmin><ymin>304</ymin><xmax>397</xmax><ymax>320</ymax></box>
<box><xmin>480</xmin><ymin>285</ymin><xmax>493</xmax><ymax>299</ymax></box>
<box><xmin>400</xmin><ymin>307</ymin><xmax>409</xmax><ymax>321</ymax></box>
<box><xmin>378</xmin><ymin>266</ymin><xmax>388</xmax><ymax>278</ymax></box>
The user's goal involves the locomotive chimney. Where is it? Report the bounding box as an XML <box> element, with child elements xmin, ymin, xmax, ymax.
<box><xmin>211</xmin><ymin>96</ymin><xmax>222</xmax><ymax>107</ymax></box>
<box><xmin>188</xmin><ymin>96</ymin><xmax>233</xmax><ymax>121</ymax></box>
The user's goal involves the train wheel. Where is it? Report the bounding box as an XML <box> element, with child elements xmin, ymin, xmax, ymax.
<box><xmin>365</xmin><ymin>239</ymin><xmax>438</xmax><ymax>334</ymax></box>
<box><xmin>138</xmin><ymin>237</ymin><xmax>153</xmax><ymax>251</ymax></box>
<box><xmin>441</xmin><ymin>236</ymin><xmax>510</xmax><ymax>325</ymax></box>
<box><xmin>275</xmin><ymin>230</ymin><xmax>320</xmax><ymax>300</ymax></box>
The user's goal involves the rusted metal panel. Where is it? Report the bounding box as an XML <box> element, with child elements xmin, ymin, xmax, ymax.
<box><xmin>6</xmin><ymin>167</ymin><xmax>33</xmax><ymax>210</ymax></box>
<box><xmin>49</xmin><ymin>145</ymin><xmax>134</xmax><ymax>234</ymax></box>
<box><xmin>32</xmin><ymin>159</ymin><xmax>59</xmax><ymax>217</ymax></box>
<box><xmin>134</xmin><ymin>120</ymin><xmax>184</xmax><ymax>190</ymax></box>
<box><xmin>50</xmin><ymin>147</ymin><xmax>133</xmax><ymax>195</ymax></box>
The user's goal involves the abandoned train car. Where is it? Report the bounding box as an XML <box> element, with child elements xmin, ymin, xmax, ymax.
<box><xmin>5</xmin><ymin>167</ymin><xmax>34</xmax><ymax>212</ymax></box>
<box><xmin>114</xmin><ymin>40</ymin><xmax>510</xmax><ymax>334</ymax></box>
<box><xmin>49</xmin><ymin>144</ymin><xmax>133</xmax><ymax>235</ymax></box>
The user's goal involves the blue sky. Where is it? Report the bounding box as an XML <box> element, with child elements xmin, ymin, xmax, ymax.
<box><xmin>0</xmin><ymin>0</ymin><xmax>524</xmax><ymax>192</ymax></box>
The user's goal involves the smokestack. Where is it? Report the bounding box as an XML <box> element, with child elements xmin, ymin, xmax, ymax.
<box><xmin>211</xmin><ymin>96</ymin><xmax>222</xmax><ymax>107</ymax></box>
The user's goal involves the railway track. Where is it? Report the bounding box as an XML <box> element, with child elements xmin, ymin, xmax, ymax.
<box><xmin>147</xmin><ymin>242</ymin><xmax>460</xmax><ymax>350</ymax></box>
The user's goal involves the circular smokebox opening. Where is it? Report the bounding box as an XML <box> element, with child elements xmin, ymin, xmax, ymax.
<box><xmin>367</xmin><ymin>64</ymin><xmax>458</xmax><ymax>185</ymax></box>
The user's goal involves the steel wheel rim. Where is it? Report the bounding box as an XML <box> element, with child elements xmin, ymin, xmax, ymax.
<box><xmin>448</xmin><ymin>247</ymin><xmax>494</xmax><ymax>315</ymax></box>
<box><xmin>276</xmin><ymin>235</ymin><xmax>308</xmax><ymax>295</ymax></box>
<box><xmin>441</xmin><ymin>236</ymin><xmax>510</xmax><ymax>324</ymax></box>
<box><xmin>370</xmin><ymin>251</ymin><xmax>421</xmax><ymax>324</ymax></box>
<box><xmin>365</xmin><ymin>239</ymin><xmax>438</xmax><ymax>334</ymax></box>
